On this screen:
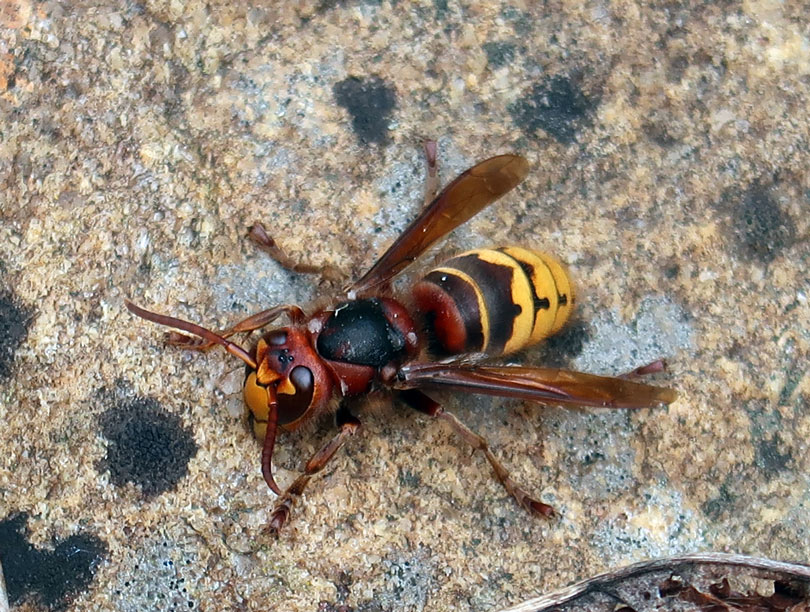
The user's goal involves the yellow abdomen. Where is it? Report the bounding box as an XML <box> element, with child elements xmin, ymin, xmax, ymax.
<box><xmin>412</xmin><ymin>247</ymin><xmax>575</xmax><ymax>356</ymax></box>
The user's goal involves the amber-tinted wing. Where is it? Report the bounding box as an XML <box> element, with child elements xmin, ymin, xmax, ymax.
<box><xmin>394</xmin><ymin>362</ymin><xmax>677</xmax><ymax>409</ymax></box>
<box><xmin>349</xmin><ymin>154</ymin><xmax>530</xmax><ymax>295</ymax></box>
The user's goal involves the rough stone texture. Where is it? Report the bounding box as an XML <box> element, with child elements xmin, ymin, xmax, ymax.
<box><xmin>1</xmin><ymin>1</ymin><xmax>809</xmax><ymax>611</ymax></box>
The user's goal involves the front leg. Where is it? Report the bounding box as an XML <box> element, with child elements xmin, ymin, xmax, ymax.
<box><xmin>268</xmin><ymin>405</ymin><xmax>361</xmax><ymax>535</ymax></box>
<box><xmin>398</xmin><ymin>389</ymin><xmax>554</xmax><ymax>517</ymax></box>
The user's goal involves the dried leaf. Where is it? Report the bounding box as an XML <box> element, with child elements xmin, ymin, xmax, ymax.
<box><xmin>498</xmin><ymin>553</ymin><xmax>810</xmax><ymax>612</ymax></box>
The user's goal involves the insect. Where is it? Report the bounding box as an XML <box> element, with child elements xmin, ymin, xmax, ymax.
<box><xmin>126</xmin><ymin>144</ymin><xmax>677</xmax><ymax>534</ymax></box>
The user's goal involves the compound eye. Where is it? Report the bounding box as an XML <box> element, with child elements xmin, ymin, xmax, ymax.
<box><xmin>276</xmin><ymin>365</ymin><xmax>314</xmax><ymax>426</ymax></box>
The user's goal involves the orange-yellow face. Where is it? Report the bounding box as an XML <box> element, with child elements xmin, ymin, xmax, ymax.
<box><xmin>243</xmin><ymin>328</ymin><xmax>334</xmax><ymax>439</ymax></box>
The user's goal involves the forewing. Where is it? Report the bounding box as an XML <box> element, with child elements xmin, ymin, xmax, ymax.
<box><xmin>349</xmin><ymin>154</ymin><xmax>530</xmax><ymax>294</ymax></box>
<box><xmin>395</xmin><ymin>362</ymin><xmax>677</xmax><ymax>409</ymax></box>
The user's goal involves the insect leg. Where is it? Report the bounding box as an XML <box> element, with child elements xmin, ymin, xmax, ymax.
<box><xmin>248</xmin><ymin>222</ymin><xmax>343</xmax><ymax>284</ymax></box>
<box><xmin>423</xmin><ymin>140</ymin><xmax>439</xmax><ymax>206</ymax></box>
<box><xmin>398</xmin><ymin>389</ymin><xmax>553</xmax><ymax>517</ymax></box>
<box><xmin>620</xmin><ymin>359</ymin><xmax>667</xmax><ymax>378</ymax></box>
<box><xmin>267</xmin><ymin>405</ymin><xmax>361</xmax><ymax>535</ymax></box>
<box><xmin>165</xmin><ymin>304</ymin><xmax>306</xmax><ymax>350</ymax></box>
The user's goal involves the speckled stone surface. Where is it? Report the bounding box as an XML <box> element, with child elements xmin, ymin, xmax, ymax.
<box><xmin>1</xmin><ymin>1</ymin><xmax>809</xmax><ymax>611</ymax></box>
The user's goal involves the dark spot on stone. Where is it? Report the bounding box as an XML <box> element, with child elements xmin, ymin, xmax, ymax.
<box><xmin>0</xmin><ymin>512</ymin><xmax>107</xmax><ymax>610</ymax></box>
<box><xmin>317</xmin><ymin>571</ymin><xmax>355</xmax><ymax>611</ymax></box>
<box><xmin>0</xmin><ymin>288</ymin><xmax>33</xmax><ymax>380</ymax></box>
<box><xmin>334</xmin><ymin>76</ymin><xmax>397</xmax><ymax>144</ymax></box>
<box><xmin>433</xmin><ymin>0</ymin><xmax>448</xmax><ymax>18</ymax></box>
<box><xmin>667</xmin><ymin>54</ymin><xmax>690</xmax><ymax>83</ymax></box>
<box><xmin>316</xmin><ymin>0</ymin><xmax>343</xmax><ymax>10</ymax></box>
<box><xmin>398</xmin><ymin>467</ymin><xmax>421</xmax><ymax>489</ymax></box>
<box><xmin>509</xmin><ymin>75</ymin><xmax>594</xmax><ymax>144</ymax></box>
<box><xmin>581</xmin><ymin>450</ymin><xmax>606</xmax><ymax>466</ymax></box>
<box><xmin>701</xmin><ymin>495</ymin><xmax>728</xmax><ymax>522</ymax></box>
<box><xmin>755</xmin><ymin>434</ymin><xmax>791</xmax><ymax>475</ymax></box>
<box><xmin>534</xmin><ymin>319</ymin><xmax>590</xmax><ymax>367</ymax></box>
<box><xmin>381</xmin><ymin>548</ymin><xmax>434</xmax><ymax>610</ymax></box>
<box><xmin>777</xmin><ymin>371</ymin><xmax>801</xmax><ymax>406</ymax></box>
<box><xmin>732</xmin><ymin>182</ymin><xmax>796</xmax><ymax>263</ymax></box>
<box><xmin>642</xmin><ymin>118</ymin><xmax>679</xmax><ymax>147</ymax></box>
<box><xmin>482</xmin><ymin>41</ymin><xmax>516</xmax><ymax>68</ymax></box>
<box><xmin>319</xmin><ymin>603</ymin><xmax>355</xmax><ymax>612</ymax></box>
<box><xmin>336</xmin><ymin>570</ymin><xmax>353</xmax><ymax>600</ymax></box>
<box><xmin>725</xmin><ymin>340</ymin><xmax>746</xmax><ymax>361</ymax></box>
<box><xmin>316</xmin><ymin>0</ymin><xmax>382</xmax><ymax>12</ymax></box>
<box><xmin>500</xmin><ymin>7</ymin><xmax>532</xmax><ymax>36</ymax></box>
<box><xmin>98</xmin><ymin>388</ymin><xmax>197</xmax><ymax>497</ymax></box>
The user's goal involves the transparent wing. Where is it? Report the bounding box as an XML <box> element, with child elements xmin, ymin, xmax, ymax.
<box><xmin>349</xmin><ymin>155</ymin><xmax>530</xmax><ymax>294</ymax></box>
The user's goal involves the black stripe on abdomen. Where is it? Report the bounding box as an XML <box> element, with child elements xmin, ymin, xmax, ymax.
<box><xmin>449</xmin><ymin>253</ymin><xmax>521</xmax><ymax>355</ymax></box>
